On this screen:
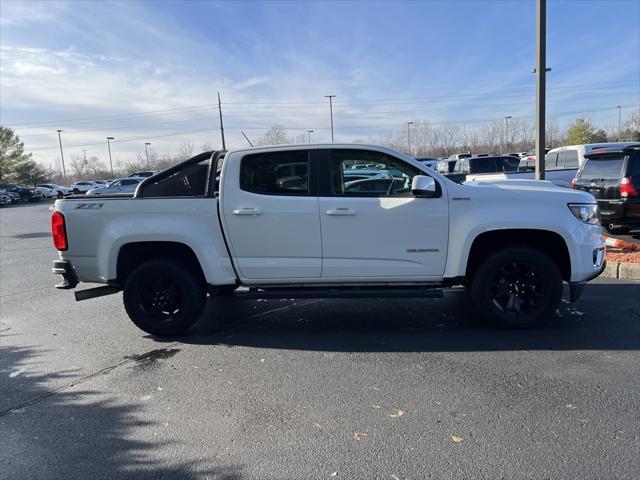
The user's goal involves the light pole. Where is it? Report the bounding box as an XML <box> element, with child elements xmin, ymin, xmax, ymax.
<box><xmin>56</xmin><ymin>129</ymin><xmax>67</xmax><ymax>184</ymax></box>
<box><xmin>504</xmin><ymin>116</ymin><xmax>512</xmax><ymax>151</ymax></box>
<box><xmin>406</xmin><ymin>121</ymin><xmax>414</xmax><ymax>155</ymax></box>
<box><xmin>106</xmin><ymin>137</ymin><xmax>115</xmax><ymax>177</ymax></box>
<box><xmin>534</xmin><ymin>0</ymin><xmax>547</xmax><ymax>180</ymax></box>
<box><xmin>145</xmin><ymin>142</ymin><xmax>151</xmax><ymax>167</ymax></box>
<box><xmin>617</xmin><ymin>105</ymin><xmax>622</xmax><ymax>141</ymax></box>
<box><xmin>307</xmin><ymin>130</ymin><xmax>314</xmax><ymax>143</ymax></box>
<box><xmin>325</xmin><ymin>94</ymin><xmax>336</xmax><ymax>142</ymax></box>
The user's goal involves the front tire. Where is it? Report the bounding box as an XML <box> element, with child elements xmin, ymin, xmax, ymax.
<box><xmin>123</xmin><ymin>258</ymin><xmax>206</xmax><ymax>336</ymax></box>
<box><xmin>470</xmin><ymin>246</ymin><xmax>563</xmax><ymax>328</ymax></box>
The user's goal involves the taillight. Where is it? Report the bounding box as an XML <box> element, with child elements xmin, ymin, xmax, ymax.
<box><xmin>620</xmin><ymin>177</ymin><xmax>638</xmax><ymax>198</ymax></box>
<box><xmin>51</xmin><ymin>211</ymin><xmax>68</xmax><ymax>251</ymax></box>
<box><xmin>570</xmin><ymin>178</ymin><xmax>575</xmax><ymax>189</ymax></box>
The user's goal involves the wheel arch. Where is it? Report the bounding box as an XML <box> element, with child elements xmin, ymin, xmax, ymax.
<box><xmin>465</xmin><ymin>229</ymin><xmax>571</xmax><ymax>282</ymax></box>
<box><xmin>116</xmin><ymin>241</ymin><xmax>206</xmax><ymax>286</ymax></box>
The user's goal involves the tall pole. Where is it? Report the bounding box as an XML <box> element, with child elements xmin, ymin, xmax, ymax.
<box><xmin>145</xmin><ymin>142</ymin><xmax>151</xmax><ymax>167</ymax></box>
<box><xmin>406</xmin><ymin>121</ymin><xmax>414</xmax><ymax>155</ymax></box>
<box><xmin>56</xmin><ymin>130</ymin><xmax>67</xmax><ymax>184</ymax></box>
<box><xmin>106</xmin><ymin>137</ymin><xmax>115</xmax><ymax>177</ymax></box>
<box><xmin>504</xmin><ymin>116</ymin><xmax>512</xmax><ymax>151</ymax></box>
<box><xmin>307</xmin><ymin>129</ymin><xmax>314</xmax><ymax>143</ymax></box>
<box><xmin>325</xmin><ymin>95</ymin><xmax>336</xmax><ymax>142</ymax></box>
<box><xmin>218</xmin><ymin>92</ymin><xmax>226</xmax><ymax>150</ymax></box>
<box><xmin>617</xmin><ymin>105</ymin><xmax>622</xmax><ymax>141</ymax></box>
<box><xmin>534</xmin><ymin>0</ymin><xmax>546</xmax><ymax>180</ymax></box>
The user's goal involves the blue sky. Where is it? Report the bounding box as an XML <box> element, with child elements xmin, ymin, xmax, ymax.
<box><xmin>1</xmin><ymin>0</ymin><xmax>639</xmax><ymax>168</ymax></box>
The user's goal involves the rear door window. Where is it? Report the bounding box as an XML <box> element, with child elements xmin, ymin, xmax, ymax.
<box><xmin>580</xmin><ymin>156</ymin><xmax>625</xmax><ymax>179</ymax></box>
<box><xmin>240</xmin><ymin>150</ymin><xmax>310</xmax><ymax>195</ymax></box>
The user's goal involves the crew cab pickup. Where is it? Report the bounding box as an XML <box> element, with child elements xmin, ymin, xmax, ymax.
<box><xmin>51</xmin><ymin>144</ymin><xmax>606</xmax><ymax>336</ymax></box>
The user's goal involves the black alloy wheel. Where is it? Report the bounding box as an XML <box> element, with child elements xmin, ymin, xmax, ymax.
<box><xmin>470</xmin><ymin>246</ymin><xmax>563</xmax><ymax>328</ymax></box>
<box><xmin>123</xmin><ymin>258</ymin><xmax>206</xmax><ymax>336</ymax></box>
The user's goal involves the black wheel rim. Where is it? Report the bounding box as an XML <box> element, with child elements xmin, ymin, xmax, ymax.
<box><xmin>489</xmin><ymin>262</ymin><xmax>544</xmax><ymax>316</ymax></box>
<box><xmin>136</xmin><ymin>274</ymin><xmax>184</xmax><ymax>323</ymax></box>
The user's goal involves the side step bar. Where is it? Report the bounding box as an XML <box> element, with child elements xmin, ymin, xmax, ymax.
<box><xmin>234</xmin><ymin>287</ymin><xmax>443</xmax><ymax>300</ymax></box>
<box><xmin>75</xmin><ymin>285</ymin><xmax>122</xmax><ymax>301</ymax></box>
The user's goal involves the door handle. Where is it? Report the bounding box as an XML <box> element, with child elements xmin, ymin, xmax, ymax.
<box><xmin>326</xmin><ymin>208</ymin><xmax>357</xmax><ymax>216</ymax></box>
<box><xmin>233</xmin><ymin>208</ymin><xmax>262</xmax><ymax>215</ymax></box>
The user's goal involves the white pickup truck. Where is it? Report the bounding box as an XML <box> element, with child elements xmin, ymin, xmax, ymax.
<box><xmin>51</xmin><ymin>144</ymin><xmax>606</xmax><ymax>336</ymax></box>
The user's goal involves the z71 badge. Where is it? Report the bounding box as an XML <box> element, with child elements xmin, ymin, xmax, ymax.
<box><xmin>75</xmin><ymin>203</ymin><xmax>104</xmax><ymax>209</ymax></box>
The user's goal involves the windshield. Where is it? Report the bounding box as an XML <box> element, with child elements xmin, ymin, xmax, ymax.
<box><xmin>580</xmin><ymin>156</ymin><xmax>625</xmax><ymax>179</ymax></box>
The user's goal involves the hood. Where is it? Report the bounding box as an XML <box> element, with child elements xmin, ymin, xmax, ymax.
<box><xmin>460</xmin><ymin>178</ymin><xmax>595</xmax><ymax>203</ymax></box>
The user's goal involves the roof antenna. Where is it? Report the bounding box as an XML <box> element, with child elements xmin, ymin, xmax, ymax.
<box><xmin>241</xmin><ymin>131</ymin><xmax>254</xmax><ymax>147</ymax></box>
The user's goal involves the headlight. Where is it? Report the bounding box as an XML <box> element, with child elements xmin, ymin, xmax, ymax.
<box><xmin>568</xmin><ymin>203</ymin><xmax>599</xmax><ymax>224</ymax></box>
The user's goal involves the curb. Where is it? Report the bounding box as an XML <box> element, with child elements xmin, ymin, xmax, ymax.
<box><xmin>601</xmin><ymin>262</ymin><xmax>640</xmax><ymax>281</ymax></box>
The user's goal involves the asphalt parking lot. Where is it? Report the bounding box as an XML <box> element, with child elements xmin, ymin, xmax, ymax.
<box><xmin>1</xmin><ymin>200</ymin><xmax>639</xmax><ymax>480</ymax></box>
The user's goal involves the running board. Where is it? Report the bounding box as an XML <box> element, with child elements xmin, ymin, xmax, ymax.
<box><xmin>75</xmin><ymin>285</ymin><xmax>122</xmax><ymax>301</ymax></box>
<box><xmin>234</xmin><ymin>287</ymin><xmax>443</xmax><ymax>300</ymax></box>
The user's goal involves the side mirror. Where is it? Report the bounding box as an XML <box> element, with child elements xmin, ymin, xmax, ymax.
<box><xmin>411</xmin><ymin>175</ymin><xmax>437</xmax><ymax>198</ymax></box>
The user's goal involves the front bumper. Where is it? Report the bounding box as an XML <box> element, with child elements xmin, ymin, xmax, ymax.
<box><xmin>569</xmin><ymin>260</ymin><xmax>606</xmax><ymax>302</ymax></box>
<box><xmin>52</xmin><ymin>260</ymin><xmax>79</xmax><ymax>289</ymax></box>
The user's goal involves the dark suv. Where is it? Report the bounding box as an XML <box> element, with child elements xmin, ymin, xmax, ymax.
<box><xmin>572</xmin><ymin>144</ymin><xmax>640</xmax><ymax>234</ymax></box>
<box><xmin>0</xmin><ymin>184</ymin><xmax>43</xmax><ymax>202</ymax></box>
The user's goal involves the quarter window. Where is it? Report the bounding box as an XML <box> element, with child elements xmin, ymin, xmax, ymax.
<box><xmin>240</xmin><ymin>150</ymin><xmax>310</xmax><ymax>195</ymax></box>
<box><xmin>330</xmin><ymin>149</ymin><xmax>420</xmax><ymax>197</ymax></box>
<box><xmin>564</xmin><ymin>150</ymin><xmax>579</xmax><ymax>168</ymax></box>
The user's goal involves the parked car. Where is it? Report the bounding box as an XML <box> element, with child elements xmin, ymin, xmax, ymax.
<box><xmin>130</xmin><ymin>171</ymin><xmax>157</xmax><ymax>178</ymax></box>
<box><xmin>572</xmin><ymin>144</ymin><xmax>640</xmax><ymax>234</ymax></box>
<box><xmin>0</xmin><ymin>188</ymin><xmax>20</xmax><ymax>204</ymax></box>
<box><xmin>0</xmin><ymin>183</ymin><xmax>43</xmax><ymax>202</ymax></box>
<box><xmin>473</xmin><ymin>143</ymin><xmax>640</xmax><ymax>189</ymax></box>
<box><xmin>71</xmin><ymin>181</ymin><xmax>99</xmax><ymax>194</ymax></box>
<box><xmin>447</xmin><ymin>153</ymin><xmax>472</xmax><ymax>162</ymax></box>
<box><xmin>86</xmin><ymin>177</ymin><xmax>143</xmax><ymax>196</ymax></box>
<box><xmin>448</xmin><ymin>155</ymin><xmax>520</xmax><ymax>183</ymax></box>
<box><xmin>0</xmin><ymin>191</ymin><xmax>12</xmax><ymax>206</ymax></box>
<box><xmin>52</xmin><ymin>144</ymin><xmax>605</xmax><ymax>336</ymax></box>
<box><xmin>437</xmin><ymin>159</ymin><xmax>457</xmax><ymax>174</ymax></box>
<box><xmin>36</xmin><ymin>184</ymin><xmax>73</xmax><ymax>198</ymax></box>
<box><xmin>414</xmin><ymin>156</ymin><xmax>440</xmax><ymax>170</ymax></box>
<box><xmin>91</xmin><ymin>180</ymin><xmax>110</xmax><ymax>186</ymax></box>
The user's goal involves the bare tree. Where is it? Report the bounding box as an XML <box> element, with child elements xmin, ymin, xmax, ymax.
<box><xmin>478</xmin><ymin>120</ymin><xmax>502</xmax><ymax>152</ymax></box>
<box><xmin>437</xmin><ymin>124</ymin><xmax>463</xmax><ymax>155</ymax></box>
<box><xmin>200</xmin><ymin>142</ymin><xmax>214</xmax><ymax>152</ymax></box>
<box><xmin>69</xmin><ymin>154</ymin><xmax>88</xmax><ymax>177</ymax></box>
<box><xmin>258</xmin><ymin>124</ymin><xmax>290</xmax><ymax>145</ymax></box>
<box><xmin>177</xmin><ymin>140</ymin><xmax>195</xmax><ymax>161</ymax></box>
<box><xmin>412</xmin><ymin>120</ymin><xmax>434</xmax><ymax>156</ymax></box>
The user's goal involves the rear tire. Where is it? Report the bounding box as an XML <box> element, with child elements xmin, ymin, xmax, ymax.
<box><xmin>470</xmin><ymin>246</ymin><xmax>563</xmax><ymax>328</ymax></box>
<box><xmin>57</xmin><ymin>191</ymin><xmax>64</xmax><ymax>198</ymax></box>
<box><xmin>123</xmin><ymin>258</ymin><xmax>206</xmax><ymax>336</ymax></box>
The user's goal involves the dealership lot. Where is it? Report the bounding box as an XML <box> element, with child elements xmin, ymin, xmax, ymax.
<box><xmin>1</xmin><ymin>201</ymin><xmax>639</xmax><ymax>479</ymax></box>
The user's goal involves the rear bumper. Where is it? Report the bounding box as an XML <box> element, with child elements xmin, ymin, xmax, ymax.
<box><xmin>598</xmin><ymin>199</ymin><xmax>640</xmax><ymax>226</ymax></box>
<box><xmin>52</xmin><ymin>260</ymin><xmax>79</xmax><ymax>289</ymax></box>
